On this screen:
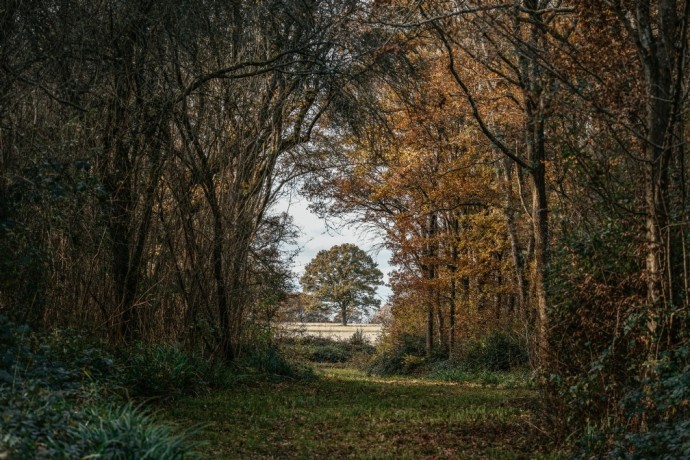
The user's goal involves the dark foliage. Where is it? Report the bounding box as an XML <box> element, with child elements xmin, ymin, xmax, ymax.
<box><xmin>0</xmin><ymin>316</ymin><xmax>198</xmax><ymax>458</ymax></box>
<box><xmin>367</xmin><ymin>333</ymin><xmax>427</xmax><ymax>375</ymax></box>
<box><xmin>449</xmin><ymin>331</ymin><xmax>529</xmax><ymax>372</ymax></box>
<box><xmin>280</xmin><ymin>335</ymin><xmax>376</xmax><ymax>365</ymax></box>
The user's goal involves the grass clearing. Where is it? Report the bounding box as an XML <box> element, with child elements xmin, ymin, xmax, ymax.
<box><xmin>166</xmin><ymin>363</ymin><xmax>558</xmax><ymax>459</ymax></box>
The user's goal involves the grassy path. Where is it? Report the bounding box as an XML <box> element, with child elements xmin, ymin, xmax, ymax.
<box><xmin>167</xmin><ymin>366</ymin><xmax>550</xmax><ymax>459</ymax></box>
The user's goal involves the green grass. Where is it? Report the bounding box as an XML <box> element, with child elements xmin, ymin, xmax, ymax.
<box><xmin>166</xmin><ymin>364</ymin><xmax>559</xmax><ymax>459</ymax></box>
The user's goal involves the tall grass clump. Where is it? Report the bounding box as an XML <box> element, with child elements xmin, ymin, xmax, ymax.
<box><xmin>49</xmin><ymin>403</ymin><xmax>200</xmax><ymax>459</ymax></box>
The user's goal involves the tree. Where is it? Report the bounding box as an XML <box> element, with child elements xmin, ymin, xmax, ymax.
<box><xmin>300</xmin><ymin>244</ymin><xmax>383</xmax><ymax>325</ymax></box>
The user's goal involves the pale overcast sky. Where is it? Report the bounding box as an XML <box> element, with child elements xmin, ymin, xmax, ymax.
<box><xmin>275</xmin><ymin>192</ymin><xmax>393</xmax><ymax>303</ymax></box>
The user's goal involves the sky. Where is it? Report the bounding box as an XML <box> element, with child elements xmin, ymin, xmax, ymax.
<box><xmin>275</xmin><ymin>192</ymin><xmax>393</xmax><ymax>304</ymax></box>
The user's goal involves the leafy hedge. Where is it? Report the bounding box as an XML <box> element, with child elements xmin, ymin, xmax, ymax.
<box><xmin>613</xmin><ymin>345</ymin><xmax>690</xmax><ymax>459</ymax></box>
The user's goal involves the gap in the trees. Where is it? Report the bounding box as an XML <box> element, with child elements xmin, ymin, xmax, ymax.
<box><xmin>274</xmin><ymin>189</ymin><xmax>392</xmax><ymax>322</ymax></box>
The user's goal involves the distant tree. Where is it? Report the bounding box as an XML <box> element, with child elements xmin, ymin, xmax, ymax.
<box><xmin>300</xmin><ymin>244</ymin><xmax>383</xmax><ymax>325</ymax></box>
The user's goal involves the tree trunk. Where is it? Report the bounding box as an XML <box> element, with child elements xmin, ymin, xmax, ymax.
<box><xmin>531</xmin><ymin>159</ymin><xmax>550</xmax><ymax>367</ymax></box>
<box><xmin>436</xmin><ymin>300</ymin><xmax>446</xmax><ymax>351</ymax></box>
<box><xmin>210</xmin><ymin>199</ymin><xmax>234</xmax><ymax>362</ymax></box>
<box><xmin>500</xmin><ymin>158</ymin><xmax>528</xmax><ymax>315</ymax></box>
<box><xmin>449</xmin><ymin>277</ymin><xmax>456</xmax><ymax>352</ymax></box>
<box><xmin>522</xmin><ymin>0</ymin><xmax>551</xmax><ymax>369</ymax></box>
<box><xmin>632</xmin><ymin>0</ymin><xmax>690</xmax><ymax>340</ymax></box>
<box><xmin>448</xmin><ymin>219</ymin><xmax>459</xmax><ymax>352</ymax></box>
<box><xmin>425</xmin><ymin>212</ymin><xmax>438</xmax><ymax>358</ymax></box>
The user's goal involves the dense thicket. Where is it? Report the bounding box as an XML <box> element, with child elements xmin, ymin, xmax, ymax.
<box><xmin>0</xmin><ymin>0</ymin><xmax>388</xmax><ymax>361</ymax></box>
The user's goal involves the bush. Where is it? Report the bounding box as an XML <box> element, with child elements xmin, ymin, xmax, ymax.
<box><xmin>0</xmin><ymin>316</ymin><xmax>119</xmax><ymax>396</ymax></box>
<box><xmin>309</xmin><ymin>344</ymin><xmax>351</xmax><ymax>363</ymax></box>
<box><xmin>279</xmin><ymin>335</ymin><xmax>375</xmax><ymax>365</ymax></box>
<box><xmin>349</xmin><ymin>329</ymin><xmax>366</xmax><ymax>346</ymax></box>
<box><xmin>562</xmin><ymin>345</ymin><xmax>690</xmax><ymax>459</ymax></box>
<box><xmin>368</xmin><ymin>331</ymin><xmax>528</xmax><ymax>377</ymax></box>
<box><xmin>450</xmin><ymin>331</ymin><xmax>529</xmax><ymax>372</ymax></box>
<box><xmin>240</xmin><ymin>345</ymin><xmax>315</xmax><ymax>380</ymax></box>
<box><xmin>544</xmin><ymin>220</ymin><xmax>690</xmax><ymax>458</ymax></box>
<box><xmin>1</xmin><ymin>377</ymin><xmax>93</xmax><ymax>458</ymax></box>
<box><xmin>602</xmin><ymin>345</ymin><xmax>690</xmax><ymax>459</ymax></box>
<box><xmin>367</xmin><ymin>333</ymin><xmax>426</xmax><ymax>375</ymax></box>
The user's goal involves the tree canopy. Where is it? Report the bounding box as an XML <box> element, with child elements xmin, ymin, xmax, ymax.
<box><xmin>300</xmin><ymin>244</ymin><xmax>383</xmax><ymax>325</ymax></box>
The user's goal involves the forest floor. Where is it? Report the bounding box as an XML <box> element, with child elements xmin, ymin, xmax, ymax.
<box><xmin>165</xmin><ymin>364</ymin><xmax>559</xmax><ymax>459</ymax></box>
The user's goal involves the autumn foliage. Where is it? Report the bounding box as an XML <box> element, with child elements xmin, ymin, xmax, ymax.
<box><xmin>305</xmin><ymin>0</ymin><xmax>690</xmax><ymax>455</ymax></box>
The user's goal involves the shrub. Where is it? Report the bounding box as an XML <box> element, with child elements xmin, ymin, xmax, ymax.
<box><xmin>0</xmin><ymin>316</ymin><xmax>119</xmax><ymax>396</ymax></box>
<box><xmin>450</xmin><ymin>331</ymin><xmax>529</xmax><ymax>372</ymax></box>
<box><xmin>240</xmin><ymin>345</ymin><xmax>315</xmax><ymax>380</ymax></box>
<box><xmin>43</xmin><ymin>329</ymin><xmax>120</xmax><ymax>391</ymax></box>
<box><xmin>279</xmin><ymin>335</ymin><xmax>375</xmax><ymax>365</ymax></box>
<box><xmin>368</xmin><ymin>331</ymin><xmax>528</xmax><ymax>377</ymax></box>
<box><xmin>368</xmin><ymin>333</ymin><xmax>426</xmax><ymax>375</ymax></box>
<box><xmin>401</xmin><ymin>354</ymin><xmax>425</xmax><ymax>372</ymax></box>
<box><xmin>349</xmin><ymin>329</ymin><xmax>366</xmax><ymax>346</ymax></box>
<box><xmin>309</xmin><ymin>344</ymin><xmax>351</xmax><ymax>363</ymax></box>
<box><xmin>1</xmin><ymin>377</ymin><xmax>92</xmax><ymax>458</ymax></box>
<box><xmin>542</xmin><ymin>219</ymin><xmax>690</xmax><ymax>457</ymax></box>
<box><xmin>605</xmin><ymin>345</ymin><xmax>690</xmax><ymax>459</ymax></box>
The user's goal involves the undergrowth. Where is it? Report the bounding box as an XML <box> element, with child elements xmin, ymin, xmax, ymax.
<box><xmin>367</xmin><ymin>331</ymin><xmax>531</xmax><ymax>388</ymax></box>
<box><xmin>237</xmin><ymin>344</ymin><xmax>316</xmax><ymax>380</ymax></box>
<box><xmin>0</xmin><ymin>315</ymin><xmax>200</xmax><ymax>458</ymax></box>
<box><xmin>0</xmin><ymin>316</ymin><xmax>312</xmax><ymax>458</ymax></box>
<box><xmin>280</xmin><ymin>334</ymin><xmax>376</xmax><ymax>366</ymax></box>
<box><xmin>428</xmin><ymin>363</ymin><xmax>534</xmax><ymax>389</ymax></box>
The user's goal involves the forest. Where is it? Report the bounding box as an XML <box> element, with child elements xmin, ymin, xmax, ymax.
<box><xmin>1</xmin><ymin>0</ymin><xmax>690</xmax><ymax>458</ymax></box>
